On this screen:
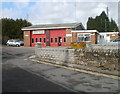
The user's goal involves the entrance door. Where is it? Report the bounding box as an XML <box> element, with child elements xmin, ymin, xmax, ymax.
<box><xmin>46</xmin><ymin>30</ymin><xmax>50</xmax><ymax>46</ymax></box>
<box><xmin>58</xmin><ymin>37</ymin><xmax>62</xmax><ymax>46</ymax></box>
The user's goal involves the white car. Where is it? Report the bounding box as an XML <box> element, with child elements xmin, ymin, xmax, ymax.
<box><xmin>6</xmin><ymin>39</ymin><xmax>24</xmax><ymax>47</ymax></box>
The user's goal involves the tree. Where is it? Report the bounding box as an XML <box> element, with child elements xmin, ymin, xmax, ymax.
<box><xmin>109</xmin><ymin>18</ymin><xmax>119</xmax><ymax>32</ymax></box>
<box><xmin>1</xmin><ymin>18</ymin><xmax>32</xmax><ymax>44</ymax></box>
<box><xmin>87</xmin><ymin>11</ymin><xmax>119</xmax><ymax>32</ymax></box>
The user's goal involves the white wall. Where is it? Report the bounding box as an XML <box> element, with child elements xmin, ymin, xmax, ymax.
<box><xmin>97</xmin><ymin>32</ymin><xmax>119</xmax><ymax>44</ymax></box>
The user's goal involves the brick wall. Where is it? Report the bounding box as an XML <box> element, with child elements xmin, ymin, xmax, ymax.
<box><xmin>24</xmin><ymin>31</ymin><xmax>31</xmax><ymax>47</ymax></box>
<box><xmin>35</xmin><ymin>46</ymin><xmax>119</xmax><ymax>71</ymax></box>
<box><xmin>72</xmin><ymin>33</ymin><xmax>77</xmax><ymax>42</ymax></box>
<box><xmin>90</xmin><ymin>32</ymin><xmax>97</xmax><ymax>44</ymax></box>
<box><xmin>66</xmin><ymin>29</ymin><xmax>72</xmax><ymax>46</ymax></box>
<box><xmin>72</xmin><ymin>32</ymin><xmax>97</xmax><ymax>44</ymax></box>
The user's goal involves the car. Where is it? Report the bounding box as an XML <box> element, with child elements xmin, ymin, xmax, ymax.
<box><xmin>6</xmin><ymin>39</ymin><xmax>24</xmax><ymax>47</ymax></box>
<box><xmin>108</xmin><ymin>37</ymin><xmax>120</xmax><ymax>45</ymax></box>
<box><xmin>19</xmin><ymin>41</ymin><xmax>24</xmax><ymax>46</ymax></box>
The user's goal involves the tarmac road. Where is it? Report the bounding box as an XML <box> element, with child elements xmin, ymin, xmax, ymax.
<box><xmin>2</xmin><ymin>47</ymin><xmax>78</xmax><ymax>93</ymax></box>
<box><xmin>2</xmin><ymin>46</ymin><xmax>120</xmax><ymax>93</ymax></box>
<box><xmin>3</xmin><ymin>63</ymin><xmax>76</xmax><ymax>92</ymax></box>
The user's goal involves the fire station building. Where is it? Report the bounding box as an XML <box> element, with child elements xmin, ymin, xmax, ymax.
<box><xmin>21</xmin><ymin>23</ymin><xmax>85</xmax><ymax>47</ymax></box>
<box><xmin>22</xmin><ymin>23</ymin><xmax>119</xmax><ymax>47</ymax></box>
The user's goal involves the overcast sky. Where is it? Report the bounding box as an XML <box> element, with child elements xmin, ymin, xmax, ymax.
<box><xmin>1</xmin><ymin>0</ymin><xmax>119</xmax><ymax>29</ymax></box>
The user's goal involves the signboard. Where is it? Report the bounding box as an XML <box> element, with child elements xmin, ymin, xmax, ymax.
<box><xmin>70</xmin><ymin>42</ymin><xmax>86</xmax><ymax>49</ymax></box>
<box><xmin>66</xmin><ymin>34</ymin><xmax>72</xmax><ymax>37</ymax></box>
<box><xmin>33</xmin><ymin>30</ymin><xmax>44</xmax><ymax>34</ymax></box>
<box><xmin>25</xmin><ymin>35</ymin><xmax>29</xmax><ymax>36</ymax></box>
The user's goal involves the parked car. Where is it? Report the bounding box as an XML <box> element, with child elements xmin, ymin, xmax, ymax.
<box><xmin>6</xmin><ymin>39</ymin><xmax>24</xmax><ymax>47</ymax></box>
<box><xmin>108</xmin><ymin>37</ymin><xmax>120</xmax><ymax>45</ymax></box>
<box><xmin>19</xmin><ymin>41</ymin><xmax>24</xmax><ymax>46</ymax></box>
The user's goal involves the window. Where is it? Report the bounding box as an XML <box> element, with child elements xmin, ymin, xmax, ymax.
<box><xmin>51</xmin><ymin>38</ymin><xmax>53</xmax><ymax>43</ymax></box>
<box><xmin>64</xmin><ymin>37</ymin><xmax>66</xmax><ymax>42</ymax></box>
<box><xmin>44</xmin><ymin>38</ymin><xmax>46</xmax><ymax>43</ymax></box>
<box><xmin>9</xmin><ymin>40</ymin><xmax>13</xmax><ymax>42</ymax></box>
<box><xmin>78</xmin><ymin>34</ymin><xmax>90</xmax><ymax>42</ymax></box>
<box><xmin>106</xmin><ymin>34</ymin><xmax>109</xmax><ymax>36</ymax></box>
<box><xmin>32</xmin><ymin>38</ymin><xmax>34</xmax><ymax>43</ymax></box>
<box><xmin>112</xmin><ymin>38</ymin><xmax>120</xmax><ymax>42</ymax></box>
<box><xmin>40</xmin><ymin>38</ymin><xmax>42</xmax><ymax>42</ymax></box>
<box><xmin>55</xmin><ymin>38</ymin><xmax>57</xmax><ymax>43</ymax></box>
<box><xmin>15</xmin><ymin>40</ymin><xmax>19</xmax><ymax>42</ymax></box>
<box><xmin>36</xmin><ymin>38</ymin><xmax>38</xmax><ymax>42</ymax></box>
<box><xmin>112</xmin><ymin>34</ymin><xmax>115</xmax><ymax>36</ymax></box>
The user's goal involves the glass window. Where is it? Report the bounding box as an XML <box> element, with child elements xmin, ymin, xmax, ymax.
<box><xmin>40</xmin><ymin>38</ymin><xmax>42</xmax><ymax>42</ymax></box>
<box><xmin>32</xmin><ymin>38</ymin><xmax>34</xmax><ymax>43</ymax></box>
<box><xmin>15</xmin><ymin>40</ymin><xmax>19</xmax><ymax>42</ymax></box>
<box><xmin>36</xmin><ymin>38</ymin><xmax>38</xmax><ymax>42</ymax></box>
<box><xmin>9</xmin><ymin>40</ymin><xmax>13</xmax><ymax>42</ymax></box>
<box><xmin>78</xmin><ymin>34</ymin><xmax>90</xmax><ymax>42</ymax></box>
<box><xmin>51</xmin><ymin>38</ymin><xmax>53</xmax><ymax>43</ymax></box>
<box><xmin>44</xmin><ymin>38</ymin><xmax>46</xmax><ymax>43</ymax></box>
<box><xmin>113</xmin><ymin>38</ymin><xmax>120</xmax><ymax>42</ymax></box>
<box><xmin>78</xmin><ymin>37</ymin><xmax>84</xmax><ymax>42</ymax></box>
<box><xmin>55</xmin><ymin>38</ymin><xmax>57</xmax><ymax>43</ymax></box>
<box><xmin>64</xmin><ymin>37</ymin><xmax>66</xmax><ymax>42</ymax></box>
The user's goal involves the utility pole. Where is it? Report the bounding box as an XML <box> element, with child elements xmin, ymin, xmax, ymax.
<box><xmin>74</xmin><ymin>0</ymin><xmax>77</xmax><ymax>23</ymax></box>
<box><xmin>105</xmin><ymin>19</ymin><xmax>107</xmax><ymax>32</ymax></box>
<box><xmin>26</xmin><ymin>14</ymin><xmax>29</xmax><ymax>22</ymax></box>
<box><xmin>106</xmin><ymin>6</ymin><xmax>109</xmax><ymax>18</ymax></box>
<box><xmin>105</xmin><ymin>6</ymin><xmax>109</xmax><ymax>32</ymax></box>
<box><xmin>74</xmin><ymin>0</ymin><xmax>77</xmax><ymax>30</ymax></box>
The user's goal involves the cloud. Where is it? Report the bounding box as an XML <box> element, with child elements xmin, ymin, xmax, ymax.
<box><xmin>26</xmin><ymin>1</ymin><xmax>118</xmax><ymax>29</ymax></box>
<box><xmin>1</xmin><ymin>2</ymin><xmax>29</xmax><ymax>19</ymax></box>
<box><xmin>118</xmin><ymin>1</ymin><xmax>120</xmax><ymax>28</ymax></box>
<box><xmin>1</xmin><ymin>0</ymin><xmax>120</xmax><ymax>3</ymax></box>
<box><xmin>91</xmin><ymin>3</ymin><xmax>107</xmax><ymax>17</ymax></box>
<box><xmin>13</xmin><ymin>2</ymin><xmax>29</xmax><ymax>9</ymax></box>
<box><xmin>2</xmin><ymin>0</ymin><xmax>30</xmax><ymax>2</ymax></box>
<box><xmin>28</xmin><ymin>2</ymin><xmax>76</xmax><ymax>24</ymax></box>
<box><xmin>1</xmin><ymin>8</ymin><xmax>14</xmax><ymax>18</ymax></box>
<box><xmin>1</xmin><ymin>1</ymin><xmax>119</xmax><ymax>29</ymax></box>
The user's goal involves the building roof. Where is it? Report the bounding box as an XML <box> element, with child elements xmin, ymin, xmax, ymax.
<box><xmin>99</xmin><ymin>32</ymin><xmax>119</xmax><ymax>34</ymax></box>
<box><xmin>72</xmin><ymin>30</ymin><xmax>99</xmax><ymax>33</ymax></box>
<box><xmin>21</xmin><ymin>23</ymin><xmax>85</xmax><ymax>31</ymax></box>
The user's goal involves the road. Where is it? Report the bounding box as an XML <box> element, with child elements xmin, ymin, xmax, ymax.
<box><xmin>2</xmin><ymin>46</ymin><xmax>120</xmax><ymax>93</ymax></box>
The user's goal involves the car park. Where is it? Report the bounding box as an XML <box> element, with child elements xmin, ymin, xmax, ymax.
<box><xmin>6</xmin><ymin>39</ymin><xmax>24</xmax><ymax>47</ymax></box>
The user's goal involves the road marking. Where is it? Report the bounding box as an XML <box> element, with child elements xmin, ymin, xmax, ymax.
<box><xmin>31</xmin><ymin>59</ymin><xmax>120</xmax><ymax>80</ymax></box>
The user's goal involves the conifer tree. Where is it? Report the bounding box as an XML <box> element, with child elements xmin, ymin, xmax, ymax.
<box><xmin>87</xmin><ymin>11</ymin><xmax>119</xmax><ymax>32</ymax></box>
<box><xmin>1</xmin><ymin>18</ymin><xmax>32</xmax><ymax>44</ymax></box>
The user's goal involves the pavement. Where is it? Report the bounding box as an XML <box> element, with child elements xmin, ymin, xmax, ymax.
<box><xmin>30</xmin><ymin>58</ymin><xmax>120</xmax><ymax>80</ymax></box>
<box><xmin>2</xmin><ymin>46</ymin><xmax>120</xmax><ymax>93</ymax></box>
